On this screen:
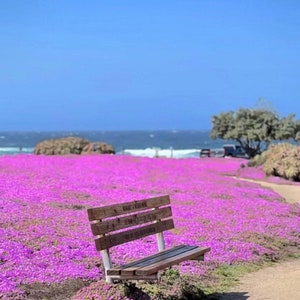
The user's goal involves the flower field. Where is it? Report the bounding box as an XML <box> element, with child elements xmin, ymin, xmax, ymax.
<box><xmin>0</xmin><ymin>155</ymin><xmax>299</xmax><ymax>299</ymax></box>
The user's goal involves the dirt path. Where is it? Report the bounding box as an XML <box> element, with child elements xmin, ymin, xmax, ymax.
<box><xmin>220</xmin><ymin>178</ymin><xmax>300</xmax><ymax>300</ymax></box>
<box><xmin>236</xmin><ymin>177</ymin><xmax>300</xmax><ymax>204</ymax></box>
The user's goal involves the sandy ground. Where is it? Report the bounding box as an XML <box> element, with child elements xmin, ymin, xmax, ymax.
<box><xmin>220</xmin><ymin>178</ymin><xmax>300</xmax><ymax>300</ymax></box>
<box><xmin>236</xmin><ymin>178</ymin><xmax>300</xmax><ymax>204</ymax></box>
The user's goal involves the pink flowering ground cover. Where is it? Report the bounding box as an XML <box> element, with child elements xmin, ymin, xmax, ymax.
<box><xmin>0</xmin><ymin>155</ymin><xmax>299</xmax><ymax>299</ymax></box>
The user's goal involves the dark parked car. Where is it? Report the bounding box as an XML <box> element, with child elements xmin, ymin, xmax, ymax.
<box><xmin>200</xmin><ymin>148</ymin><xmax>211</xmax><ymax>157</ymax></box>
<box><xmin>223</xmin><ymin>144</ymin><xmax>248</xmax><ymax>158</ymax></box>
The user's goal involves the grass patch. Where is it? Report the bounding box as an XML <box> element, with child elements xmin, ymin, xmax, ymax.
<box><xmin>202</xmin><ymin>262</ymin><xmax>265</xmax><ymax>297</ymax></box>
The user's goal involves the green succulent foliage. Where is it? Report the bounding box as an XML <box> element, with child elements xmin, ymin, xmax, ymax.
<box><xmin>261</xmin><ymin>143</ymin><xmax>300</xmax><ymax>181</ymax></box>
<box><xmin>211</xmin><ymin>106</ymin><xmax>300</xmax><ymax>158</ymax></box>
<box><xmin>248</xmin><ymin>143</ymin><xmax>300</xmax><ymax>181</ymax></box>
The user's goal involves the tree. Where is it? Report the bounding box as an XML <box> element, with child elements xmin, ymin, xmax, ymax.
<box><xmin>294</xmin><ymin>119</ymin><xmax>300</xmax><ymax>143</ymax></box>
<box><xmin>275</xmin><ymin>114</ymin><xmax>296</xmax><ymax>140</ymax></box>
<box><xmin>210</xmin><ymin>107</ymin><xmax>291</xmax><ymax>158</ymax></box>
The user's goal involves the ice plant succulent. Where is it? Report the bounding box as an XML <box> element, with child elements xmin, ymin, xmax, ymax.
<box><xmin>0</xmin><ymin>155</ymin><xmax>299</xmax><ymax>298</ymax></box>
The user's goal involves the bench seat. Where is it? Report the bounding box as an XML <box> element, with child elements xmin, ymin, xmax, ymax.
<box><xmin>107</xmin><ymin>245</ymin><xmax>210</xmax><ymax>280</ymax></box>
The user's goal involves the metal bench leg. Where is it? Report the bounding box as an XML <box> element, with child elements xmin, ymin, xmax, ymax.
<box><xmin>101</xmin><ymin>249</ymin><xmax>113</xmax><ymax>283</ymax></box>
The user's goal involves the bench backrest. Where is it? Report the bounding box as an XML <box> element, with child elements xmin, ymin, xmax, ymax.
<box><xmin>87</xmin><ymin>195</ymin><xmax>174</xmax><ymax>251</ymax></box>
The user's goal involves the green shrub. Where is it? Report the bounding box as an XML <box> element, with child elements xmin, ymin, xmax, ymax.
<box><xmin>247</xmin><ymin>150</ymin><xmax>269</xmax><ymax>167</ymax></box>
<box><xmin>34</xmin><ymin>137</ymin><xmax>115</xmax><ymax>155</ymax></box>
<box><xmin>254</xmin><ymin>143</ymin><xmax>300</xmax><ymax>181</ymax></box>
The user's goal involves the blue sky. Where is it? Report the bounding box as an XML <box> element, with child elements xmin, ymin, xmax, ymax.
<box><xmin>1</xmin><ymin>0</ymin><xmax>300</xmax><ymax>131</ymax></box>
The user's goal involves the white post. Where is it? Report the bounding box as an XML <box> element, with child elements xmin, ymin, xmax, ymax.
<box><xmin>101</xmin><ymin>249</ymin><xmax>113</xmax><ymax>283</ymax></box>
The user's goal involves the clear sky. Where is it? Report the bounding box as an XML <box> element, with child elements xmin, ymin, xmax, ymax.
<box><xmin>1</xmin><ymin>0</ymin><xmax>300</xmax><ymax>131</ymax></box>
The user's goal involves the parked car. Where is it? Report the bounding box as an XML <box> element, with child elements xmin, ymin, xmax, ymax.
<box><xmin>199</xmin><ymin>145</ymin><xmax>249</xmax><ymax>159</ymax></box>
<box><xmin>200</xmin><ymin>148</ymin><xmax>211</xmax><ymax>157</ymax></box>
<box><xmin>223</xmin><ymin>144</ymin><xmax>248</xmax><ymax>158</ymax></box>
<box><xmin>200</xmin><ymin>148</ymin><xmax>225</xmax><ymax>157</ymax></box>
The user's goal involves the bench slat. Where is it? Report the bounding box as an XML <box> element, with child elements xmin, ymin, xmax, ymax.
<box><xmin>88</xmin><ymin>195</ymin><xmax>170</xmax><ymax>221</ymax></box>
<box><xmin>135</xmin><ymin>246</ymin><xmax>211</xmax><ymax>275</ymax></box>
<box><xmin>107</xmin><ymin>245</ymin><xmax>187</xmax><ymax>276</ymax></box>
<box><xmin>119</xmin><ymin>245</ymin><xmax>200</xmax><ymax>276</ymax></box>
<box><xmin>95</xmin><ymin>219</ymin><xmax>174</xmax><ymax>250</ymax></box>
<box><xmin>108</xmin><ymin>274</ymin><xmax>159</xmax><ymax>281</ymax></box>
<box><xmin>91</xmin><ymin>206</ymin><xmax>172</xmax><ymax>235</ymax></box>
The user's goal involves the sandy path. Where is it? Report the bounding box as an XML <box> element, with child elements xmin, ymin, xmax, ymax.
<box><xmin>220</xmin><ymin>178</ymin><xmax>300</xmax><ymax>300</ymax></box>
<box><xmin>236</xmin><ymin>178</ymin><xmax>300</xmax><ymax>204</ymax></box>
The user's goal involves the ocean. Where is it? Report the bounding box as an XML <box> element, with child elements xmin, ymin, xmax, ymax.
<box><xmin>0</xmin><ymin>130</ymin><xmax>230</xmax><ymax>158</ymax></box>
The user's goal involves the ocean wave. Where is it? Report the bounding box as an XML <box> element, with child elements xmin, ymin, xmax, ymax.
<box><xmin>121</xmin><ymin>148</ymin><xmax>200</xmax><ymax>158</ymax></box>
<box><xmin>0</xmin><ymin>147</ymin><xmax>201</xmax><ymax>158</ymax></box>
<box><xmin>0</xmin><ymin>147</ymin><xmax>35</xmax><ymax>154</ymax></box>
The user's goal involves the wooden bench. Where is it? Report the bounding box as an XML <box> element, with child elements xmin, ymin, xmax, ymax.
<box><xmin>87</xmin><ymin>195</ymin><xmax>210</xmax><ymax>283</ymax></box>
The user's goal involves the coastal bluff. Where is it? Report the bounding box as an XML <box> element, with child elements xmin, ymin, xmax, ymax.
<box><xmin>34</xmin><ymin>137</ymin><xmax>115</xmax><ymax>155</ymax></box>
